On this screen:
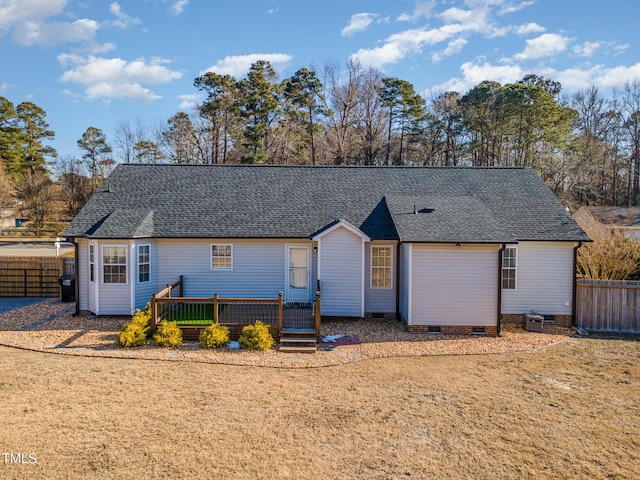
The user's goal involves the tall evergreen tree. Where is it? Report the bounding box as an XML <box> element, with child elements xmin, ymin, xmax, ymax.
<box><xmin>283</xmin><ymin>68</ymin><xmax>329</xmax><ymax>165</ymax></box>
<box><xmin>236</xmin><ymin>61</ymin><xmax>281</xmax><ymax>163</ymax></box>
<box><xmin>77</xmin><ymin>127</ymin><xmax>113</xmax><ymax>193</ymax></box>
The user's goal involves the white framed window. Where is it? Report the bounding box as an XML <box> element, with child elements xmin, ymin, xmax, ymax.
<box><xmin>89</xmin><ymin>244</ymin><xmax>95</xmax><ymax>283</ymax></box>
<box><xmin>138</xmin><ymin>245</ymin><xmax>150</xmax><ymax>283</ymax></box>
<box><xmin>371</xmin><ymin>245</ymin><xmax>392</xmax><ymax>289</ymax></box>
<box><xmin>501</xmin><ymin>247</ymin><xmax>517</xmax><ymax>290</ymax></box>
<box><xmin>102</xmin><ymin>245</ymin><xmax>127</xmax><ymax>284</ymax></box>
<box><xmin>211</xmin><ymin>244</ymin><xmax>233</xmax><ymax>270</ymax></box>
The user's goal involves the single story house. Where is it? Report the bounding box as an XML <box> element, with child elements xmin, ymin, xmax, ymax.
<box><xmin>62</xmin><ymin>164</ymin><xmax>589</xmax><ymax>335</ymax></box>
<box><xmin>573</xmin><ymin>206</ymin><xmax>640</xmax><ymax>241</ymax></box>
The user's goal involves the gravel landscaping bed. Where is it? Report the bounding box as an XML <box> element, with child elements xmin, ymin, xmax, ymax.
<box><xmin>0</xmin><ymin>299</ymin><xmax>573</xmax><ymax>367</ymax></box>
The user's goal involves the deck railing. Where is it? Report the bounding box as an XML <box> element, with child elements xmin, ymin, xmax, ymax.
<box><xmin>149</xmin><ymin>277</ymin><xmax>321</xmax><ymax>340</ymax></box>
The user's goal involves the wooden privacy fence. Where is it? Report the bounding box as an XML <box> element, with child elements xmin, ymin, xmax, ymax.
<box><xmin>0</xmin><ymin>256</ymin><xmax>64</xmax><ymax>297</ymax></box>
<box><xmin>150</xmin><ymin>276</ymin><xmax>321</xmax><ymax>340</ymax></box>
<box><xmin>576</xmin><ymin>279</ymin><xmax>640</xmax><ymax>333</ymax></box>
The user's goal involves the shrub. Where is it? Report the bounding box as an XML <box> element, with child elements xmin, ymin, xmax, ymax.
<box><xmin>131</xmin><ymin>304</ymin><xmax>152</xmax><ymax>335</ymax></box>
<box><xmin>117</xmin><ymin>321</ymin><xmax>147</xmax><ymax>347</ymax></box>
<box><xmin>199</xmin><ymin>323</ymin><xmax>230</xmax><ymax>349</ymax></box>
<box><xmin>238</xmin><ymin>320</ymin><xmax>274</xmax><ymax>351</ymax></box>
<box><xmin>578</xmin><ymin>233</ymin><xmax>640</xmax><ymax>280</ymax></box>
<box><xmin>153</xmin><ymin>321</ymin><xmax>183</xmax><ymax>348</ymax></box>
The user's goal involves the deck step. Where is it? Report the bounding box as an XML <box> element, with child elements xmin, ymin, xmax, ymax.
<box><xmin>280</xmin><ymin>337</ymin><xmax>317</xmax><ymax>344</ymax></box>
<box><xmin>281</xmin><ymin>328</ymin><xmax>316</xmax><ymax>335</ymax></box>
<box><xmin>278</xmin><ymin>345</ymin><xmax>318</xmax><ymax>353</ymax></box>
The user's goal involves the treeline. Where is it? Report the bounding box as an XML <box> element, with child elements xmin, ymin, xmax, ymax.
<box><xmin>115</xmin><ymin>60</ymin><xmax>640</xmax><ymax>209</ymax></box>
<box><xmin>2</xmin><ymin>60</ymin><xmax>640</xmax><ymax>230</ymax></box>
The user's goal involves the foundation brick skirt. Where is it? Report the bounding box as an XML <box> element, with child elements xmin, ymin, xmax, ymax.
<box><xmin>406</xmin><ymin>325</ymin><xmax>498</xmax><ymax>336</ymax></box>
<box><xmin>501</xmin><ymin>314</ymin><xmax>572</xmax><ymax>328</ymax></box>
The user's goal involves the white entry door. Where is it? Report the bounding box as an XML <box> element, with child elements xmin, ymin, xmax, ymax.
<box><xmin>286</xmin><ymin>245</ymin><xmax>310</xmax><ymax>302</ymax></box>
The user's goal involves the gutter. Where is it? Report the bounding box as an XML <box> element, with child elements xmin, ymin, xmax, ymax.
<box><xmin>69</xmin><ymin>237</ymin><xmax>80</xmax><ymax>316</ymax></box>
<box><xmin>572</xmin><ymin>242</ymin><xmax>583</xmax><ymax>327</ymax></box>
<box><xmin>497</xmin><ymin>243</ymin><xmax>505</xmax><ymax>337</ymax></box>
<box><xmin>395</xmin><ymin>240</ymin><xmax>401</xmax><ymax>321</ymax></box>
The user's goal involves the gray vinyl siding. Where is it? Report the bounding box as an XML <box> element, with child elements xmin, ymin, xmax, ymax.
<box><xmin>98</xmin><ymin>240</ymin><xmax>132</xmax><ymax>315</ymax></box>
<box><xmin>156</xmin><ymin>239</ymin><xmax>309</xmax><ymax>299</ymax></box>
<box><xmin>319</xmin><ymin>226</ymin><xmax>364</xmax><ymax>317</ymax></box>
<box><xmin>501</xmin><ymin>241</ymin><xmax>575</xmax><ymax>315</ymax></box>
<box><xmin>399</xmin><ymin>243</ymin><xmax>410</xmax><ymax>322</ymax></box>
<box><xmin>364</xmin><ymin>241</ymin><xmax>397</xmax><ymax>313</ymax></box>
<box><xmin>134</xmin><ymin>240</ymin><xmax>157</xmax><ymax>311</ymax></box>
<box><xmin>77</xmin><ymin>239</ymin><xmax>89</xmax><ymax>312</ymax></box>
<box><xmin>410</xmin><ymin>244</ymin><xmax>500</xmax><ymax>326</ymax></box>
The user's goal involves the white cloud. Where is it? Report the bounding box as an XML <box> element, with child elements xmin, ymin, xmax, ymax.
<box><xmin>513</xmin><ymin>33</ymin><xmax>568</xmax><ymax>60</ymax></box>
<box><xmin>0</xmin><ymin>0</ymin><xmax>102</xmax><ymax>46</ymax></box>
<box><xmin>0</xmin><ymin>0</ymin><xmax>66</xmax><ymax>33</ymax></box>
<box><xmin>351</xmin><ymin>5</ymin><xmax>493</xmax><ymax>69</ymax></box>
<box><xmin>169</xmin><ymin>0</ymin><xmax>189</xmax><ymax>15</ymax></box>
<box><xmin>201</xmin><ymin>53</ymin><xmax>293</xmax><ymax>77</ymax></box>
<box><xmin>177</xmin><ymin>93</ymin><xmax>202</xmax><ymax>110</ymax></box>
<box><xmin>398</xmin><ymin>1</ymin><xmax>436</xmax><ymax>22</ymax></box>
<box><xmin>432</xmin><ymin>37</ymin><xmax>468</xmax><ymax>63</ymax></box>
<box><xmin>516</xmin><ymin>22</ymin><xmax>545</xmax><ymax>35</ymax></box>
<box><xmin>58</xmin><ymin>54</ymin><xmax>182</xmax><ymax>103</ymax></box>
<box><xmin>341</xmin><ymin>13</ymin><xmax>376</xmax><ymax>37</ymax></box>
<box><xmin>573</xmin><ymin>41</ymin><xmax>602</xmax><ymax>58</ymax></box>
<box><xmin>12</xmin><ymin>18</ymin><xmax>98</xmax><ymax>46</ymax></box>
<box><xmin>613</xmin><ymin>44</ymin><xmax>629</xmax><ymax>56</ymax></box>
<box><xmin>108</xmin><ymin>2</ymin><xmax>140</xmax><ymax>29</ymax></box>
<box><xmin>434</xmin><ymin>60</ymin><xmax>640</xmax><ymax>95</ymax></box>
<box><xmin>497</xmin><ymin>0</ymin><xmax>536</xmax><ymax>15</ymax></box>
<box><xmin>434</xmin><ymin>61</ymin><xmax>525</xmax><ymax>93</ymax></box>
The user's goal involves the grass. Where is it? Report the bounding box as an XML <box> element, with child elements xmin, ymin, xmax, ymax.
<box><xmin>0</xmin><ymin>336</ymin><xmax>639</xmax><ymax>479</ymax></box>
<box><xmin>165</xmin><ymin>303</ymin><xmax>214</xmax><ymax>325</ymax></box>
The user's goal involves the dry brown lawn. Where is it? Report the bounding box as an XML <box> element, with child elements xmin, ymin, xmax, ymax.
<box><xmin>1</xmin><ymin>336</ymin><xmax>639</xmax><ymax>479</ymax></box>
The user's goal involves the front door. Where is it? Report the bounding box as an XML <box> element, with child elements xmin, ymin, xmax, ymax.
<box><xmin>286</xmin><ymin>245</ymin><xmax>310</xmax><ymax>302</ymax></box>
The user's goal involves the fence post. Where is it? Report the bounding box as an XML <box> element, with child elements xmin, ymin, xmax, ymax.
<box><xmin>23</xmin><ymin>269</ymin><xmax>28</xmax><ymax>297</ymax></box>
<box><xmin>179</xmin><ymin>275</ymin><xmax>183</xmax><ymax>296</ymax></box>
<box><xmin>278</xmin><ymin>291</ymin><xmax>283</xmax><ymax>334</ymax></box>
<box><xmin>150</xmin><ymin>293</ymin><xmax>158</xmax><ymax>333</ymax></box>
<box><xmin>315</xmin><ymin>289</ymin><xmax>321</xmax><ymax>339</ymax></box>
<box><xmin>213</xmin><ymin>294</ymin><xmax>219</xmax><ymax>324</ymax></box>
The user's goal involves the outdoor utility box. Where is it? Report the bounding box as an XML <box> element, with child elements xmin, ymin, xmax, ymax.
<box><xmin>523</xmin><ymin>313</ymin><xmax>545</xmax><ymax>332</ymax></box>
<box><xmin>59</xmin><ymin>275</ymin><xmax>75</xmax><ymax>302</ymax></box>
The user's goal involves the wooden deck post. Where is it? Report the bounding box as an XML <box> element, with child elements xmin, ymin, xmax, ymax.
<box><xmin>178</xmin><ymin>275</ymin><xmax>183</xmax><ymax>296</ymax></box>
<box><xmin>315</xmin><ymin>289</ymin><xmax>321</xmax><ymax>339</ymax></box>
<box><xmin>213</xmin><ymin>294</ymin><xmax>219</xmax><ymax>324</ymax></box>
<box><xmin>150</xmin><ymin>293</ymin><xmax>158</xmax><ymax>332</ymax></box>
<box><xmin>278</xmin><ymin>291</ymin><xmax>283</xmax><ymax>334</ymax></box>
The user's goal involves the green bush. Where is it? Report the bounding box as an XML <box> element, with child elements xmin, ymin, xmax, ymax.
<box><xmin>153</xmin><ymin>321</ymin><xmax>183</xmax><ymax>348</ymax></box>
<box><xmin>238</xmin><ymin>320</ymin><xmax>274</xmax><ymax>351</ymax></box>
<box><xmin>199</xmin><ymin>323</ymin><xmax>230</xmax><ymax>349</ymax></box>
<box><xmin>117</xmin><ymin>321</ymin><xmax>147</xmax><ymax>347</ymax></box>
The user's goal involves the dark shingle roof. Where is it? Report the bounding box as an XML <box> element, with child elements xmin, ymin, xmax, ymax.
<box><xmin>584</xmin><ymin>206</ymin><xmax>640</xmax><ymax>227</ymax></box>
<box><xmin>62</xmin><ymin>164</ymin><xmax>589</xmax><ymax>243</ymax></box>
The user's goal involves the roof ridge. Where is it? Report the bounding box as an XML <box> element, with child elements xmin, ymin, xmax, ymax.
<box><xmin>119</xmin><ymin>163</ymin><xmax>527</xmax><ymax>170</ymax></box>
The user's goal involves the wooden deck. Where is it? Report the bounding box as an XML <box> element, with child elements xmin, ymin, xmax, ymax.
<box><xmin>150</xmin><ymin>277</ymin><xmax>321</xmax><ymax>345</ymax></box>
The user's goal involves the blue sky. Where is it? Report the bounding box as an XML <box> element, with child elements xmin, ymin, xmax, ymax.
<box><xmin>1</xmin><ymin>0</ymin><xmax>639</xmax><ymax>161</ymax></box>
